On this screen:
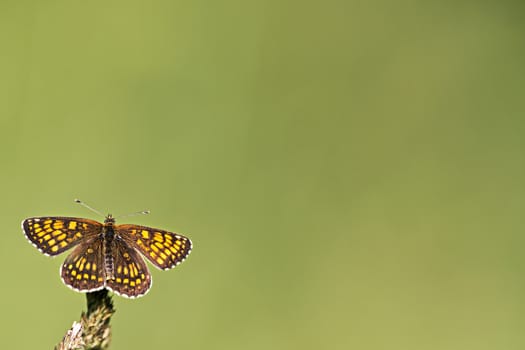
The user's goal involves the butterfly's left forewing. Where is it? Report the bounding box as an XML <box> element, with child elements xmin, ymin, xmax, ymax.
<box><xmin>116</xmin><ymin>224</ymin><xmax>192</xmax><ymax>270</ymax></box>
<box><xmin>22</xmin><ymin>217</ymin><xmax>103</xmax><ymax>256</ymax></box>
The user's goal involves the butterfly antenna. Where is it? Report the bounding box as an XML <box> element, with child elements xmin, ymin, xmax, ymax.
<box><xmin>74</xmin><ymin>199</ymin><xmax>105</xmax><ymax>217</ymax></box>
<box><xmin>114</xmin><ymin>210</ymin><xmax>151</xmax><ymax>219</ymax></box>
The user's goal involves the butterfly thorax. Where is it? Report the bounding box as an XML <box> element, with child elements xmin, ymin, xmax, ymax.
<box><xmin>103</xmin><ymin>214</ymin><xmax>116</xmax><ymax>280</ymax></box>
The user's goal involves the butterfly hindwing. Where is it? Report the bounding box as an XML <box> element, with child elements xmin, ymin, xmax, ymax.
<box><xmin>60</xmin><ymin>237</ymin><xmax>106</xmax><ymax>293</ymax></box>
<box><xmin>116</xmin><ymin>224</ymin><xmax>192</xmax><ymax>270</ymax></box>
<box><xmin>105</xmin><ymin>240</ymin><xmax>152</xmax><ymax>298</ymax></box>
<box><xmin>22</xmin><ymin>217</ymin><xmax>103</xmax><ymax>256</ymax></box>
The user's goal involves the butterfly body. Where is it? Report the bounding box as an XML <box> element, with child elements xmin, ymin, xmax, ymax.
<box><xmin>102</xmin><ymin>215</ymin><xmax>116</xmax><ymax>280</ymax></box>
<box><xmin>22</xmin><ymin>214</ymin><xmax>192</xmax><ymax>298</ymax></box>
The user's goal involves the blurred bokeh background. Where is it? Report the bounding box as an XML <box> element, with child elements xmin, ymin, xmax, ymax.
<box><xmin>1</xmin><ymin>1</ymin><xmax>525</xmax><ymax>349</ymax></box>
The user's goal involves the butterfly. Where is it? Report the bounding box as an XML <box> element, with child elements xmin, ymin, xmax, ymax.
<box><xmin>22</xmin><ymin>212</ymin><xmax>192</xmax><ymax>298</ymax></box>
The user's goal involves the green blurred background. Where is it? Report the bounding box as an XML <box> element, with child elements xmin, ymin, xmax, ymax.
<box><xmin>1</xmin><ymin>1</ymin><xmax>525</xmax><ymax>349</ymax></box>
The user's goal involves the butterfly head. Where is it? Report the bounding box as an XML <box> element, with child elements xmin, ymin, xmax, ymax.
<box><xmin>104</xmin><ymin>214</ymin><xmax>116</xmax><ymax>224</ymax></box>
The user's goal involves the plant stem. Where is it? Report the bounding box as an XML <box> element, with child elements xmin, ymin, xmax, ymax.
<box><xmin>55</xmin><ymin>290</ymin><xmax>115</xmax><ymax>350</ymax></box>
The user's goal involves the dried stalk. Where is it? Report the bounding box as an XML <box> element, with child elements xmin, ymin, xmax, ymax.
<box><xmin>55</xmin><ymin>290</ymin><xmax>115</xmax><ymax>350</ymax></box>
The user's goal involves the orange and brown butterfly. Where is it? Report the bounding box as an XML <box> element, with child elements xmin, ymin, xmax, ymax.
<box><xmin>21</xmin><ymin>203</ymin><xmax>192</xmax><ymax>298</ymax></box>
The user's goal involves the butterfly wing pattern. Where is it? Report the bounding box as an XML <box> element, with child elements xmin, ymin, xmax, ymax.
<box><xmin>22</xmin><ymin>214</ymin><xmax>192</xmax><ymax>298</ymax></box>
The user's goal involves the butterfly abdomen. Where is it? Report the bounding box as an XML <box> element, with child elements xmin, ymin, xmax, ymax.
<box><xmin>103</xmin><ymin>224</ymin><xmax>116</xmax><ymax>280</ymax></box>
